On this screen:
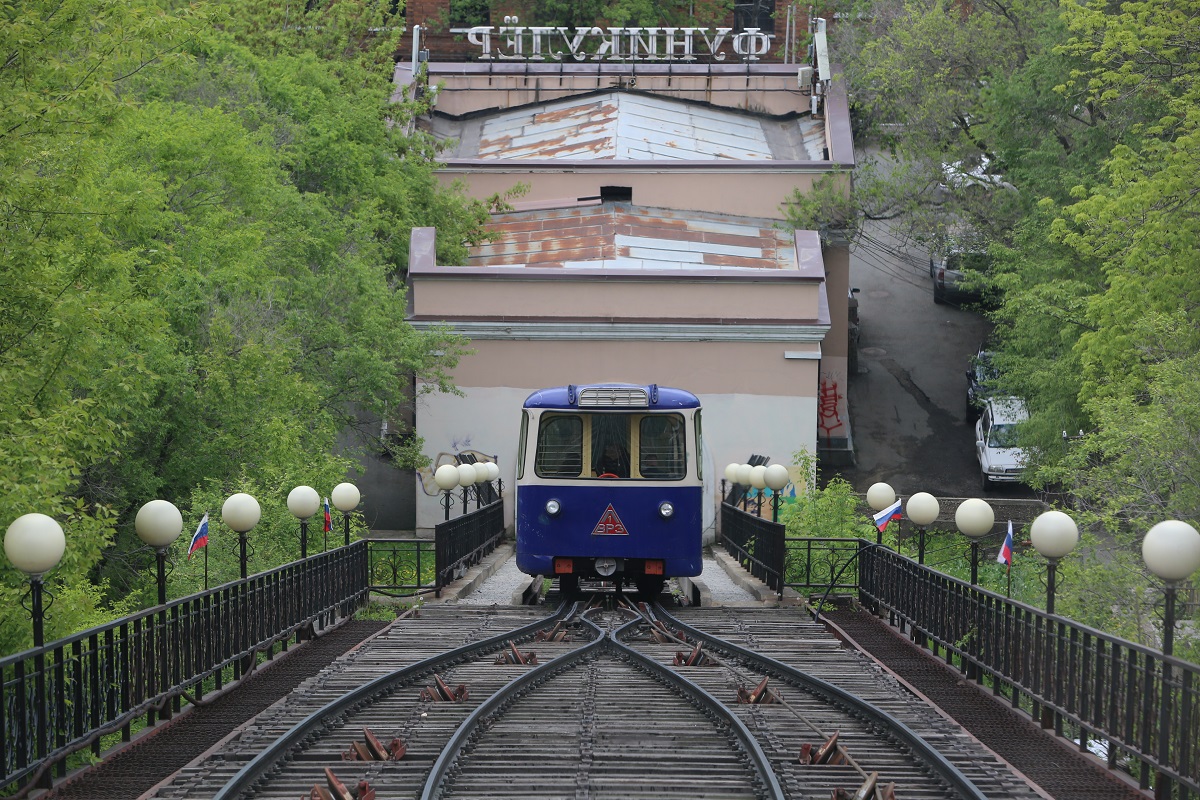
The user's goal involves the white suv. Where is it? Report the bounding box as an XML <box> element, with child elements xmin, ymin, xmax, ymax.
<box><xmin>975</xmin><ymin>396</ymin><xmax>1028</xmax><ymax>490</ymax></box>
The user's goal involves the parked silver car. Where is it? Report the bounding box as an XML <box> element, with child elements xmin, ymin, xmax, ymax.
<box><xmin>975</xmin><ymin>396</ymin><xmax>1029</xmax><ymax>490</ymax></box>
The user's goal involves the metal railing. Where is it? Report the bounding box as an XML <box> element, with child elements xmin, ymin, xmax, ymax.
<box><xmin>792</xmin><ymin>538</ymin><xmax>1199</xmax><ymax>796</ymax></box>
<box><xmin>782</xmin><ymin>536</ymin><xmax>863</xmax><ymax>593</ymax></box>
<box><xmin>720</xmin><ymin>502</ymin><xmax>784</xmax><ymax>594</ymax></box>
<box><xmin>367</xmin><ymin>539</ymin><xmax>438</xmax><ymax>597</ymax></box>
<box><xmin>434</xmin><ymin>499</ymin><xmax>504</xmax><ymax>592</ymax></box>
<box><xmin>0</xmin><ymin>542</ymin><xmax>369</xmax><ymax>791</ymax></box>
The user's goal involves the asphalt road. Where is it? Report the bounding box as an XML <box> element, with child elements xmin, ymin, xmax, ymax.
<box><xmin>822</xmin><ymin>213</ymin><xmax>1036</xmax><ymax>502</ymax></box>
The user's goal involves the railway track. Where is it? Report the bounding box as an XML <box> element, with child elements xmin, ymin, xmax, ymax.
<box><xmin>150</xmin><ymin>600</ymin><xmax>1044</xmax><ymax>800</ymax></box>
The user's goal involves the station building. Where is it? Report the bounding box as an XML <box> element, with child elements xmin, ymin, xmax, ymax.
<box><xmin>391</xmin><ymin>24</ymin><xmax>855</xmax><ymax>535</ymax></box>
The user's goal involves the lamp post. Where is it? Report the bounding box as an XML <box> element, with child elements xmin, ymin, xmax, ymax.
<box><xmin>472</xmin><ymin>462</ymin><xmax>490</xmax><ymax>508</ymax></box>
<box><xmin>456</xmin><ymin>463</ymin><xmax>476</xmax><ymax>514</ymax></box>
<box><xmin>955</xmin><ymin>498</ymin><xmax>994</xmax><ymax>585</ymax></box>
<box><xmin>221</xmin><ymin>493</ymin><xmax>261</xmax><ymax>579</ymax></box>
<box><xmin>749</xmin><ymin>465</ymin><xmax>768</xmax><ymax>516</ymax></box>
<box><xmin>735</xmin><ymin>464</ymin><xmax>753</xmax><ymax>510</ymax></box>
<box><xmin>764</xmin><ymin>464</ymin><xmax>790</xmax><ymax>523</ymax></box>
<box><xmin>723</xmin><ymin>463</ymin><xmax>740</xmax><ymax>502</ymax></box>
<box><xmin>434</xmin><ymin>464</ymin><xmax>461</xmax><ymax>520</ymax></box>
<box><xmin>1030</xmin><ymin>510</ymin><xmax>1079</xmax><ymax>615</ymax></box>
<box><xmin>485</xmin><ymin>462</ymin><xmax>501</xmax><ymax>496</ymax></box>
<box><xmin>4</xmin><ymin>513</ymin><xmax>66</xmax><ymax>783</ymax></box>
<box><xmin>866</xmin><ymin>482</ymin><xmax>896</xmax><ymax>545</ymax></box>
<box><xmin>1142</xmin><ymin>519</ymin><xmax>1200</xmax><ymax>800</ymax></box>
<box><xmin>135</xmin><ymin>500</ymin><xmax>184</xmax><ymax>606</ymax></box>
<box><xmin>133</xmin><ymin>500</ymin><xmax>183</xmax><ymax>725</ymax></box>
<box><xmin>906</xmin><ymin>492</ymin><xmax>939</xmax><ymax>565</ymax></box>
<box><xmin>287</xmin><ymin>485</ymin><xmax>321</xmax><ymax>560</ymax></box>
<box><xmin>331</xmin><ymin>482</ymin><xmax>360</xmax><ymax>546</ymax></box>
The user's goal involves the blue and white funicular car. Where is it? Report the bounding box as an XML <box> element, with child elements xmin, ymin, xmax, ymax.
<box><xmin>515</xmin><ymin>383</ymin><xmax>704</xmax><ymax>598</ymax></box>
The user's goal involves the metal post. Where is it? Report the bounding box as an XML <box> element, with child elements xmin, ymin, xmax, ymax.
<box><xmin>1046</xmin><ymin>558</ymin><xmax>1058</xmax><ymax>615</ymax></box>
<box><xmin>31</xmin><ymin>578</ymin><xmax>48</xmax><ymax>782</ymax></box>
<box><xmin>1155</xmin><ymin>583</ymin><xmax>1177</xmax><ymax>800</ymax></box>
<box><xmin>461</xmin><ymin>487</ymin><xmax>469</xmax><ymax>516</ymax></box>
<box><xmin>442</xmin><ymin>490</ymin><xmax>453</xmax><ymax>521</ymax></box>
<box><xmin>155</xmin><ymin>548</ymin><xmax>171</xmax><ymax>721</ymax></box>
<box><xmin>343</xmin><ymin>512</ymin><xmax>352</xmax><ymax>547</ymax></box>
<box><xmin>772</xmin><ymin>492</ymin><xmax>781</xmax><ymax>524</ymax></box>
<box><xmin>720</xmin><ymin>479</ymin><xmax>727</xmax><ymax>503</ymax></box>
<box><xmin>970</xmin><ymin>540</ymin><xmax>979</xmax><ymax>586</ymax></box>
<box><xmin>300</xmin><ymin>519</ymin><xmax>308</xmax><ymax>560</ymax></box>
<box><xmin>239</xmin><ymin>531</ymin><xmax>248</xmax><ymax>580</ymax></box>
<box><xmin>918</xmin><ymin>527</ymin><xmax>927</xmax><ymax>565</ymax></box>
<box><xmin>156</xmin><ymin>550</ymin><xmax>168</xmax><ymax>606</ymax></box>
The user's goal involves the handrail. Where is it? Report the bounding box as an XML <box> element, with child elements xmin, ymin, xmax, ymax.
<box><xmin>787</xmin><ymin>537</ymin><xmax>1200</xmax><ymax>795</ymax></box>
<box><xmin>0</xmin><ymin>542</ymin><xmax>369</xmax><ymax>790</ymax></box>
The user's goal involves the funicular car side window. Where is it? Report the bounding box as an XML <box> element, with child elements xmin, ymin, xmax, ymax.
<box><xmin>639</xmin><ymin>414</ymin><xmax>686</xmax><ymax>479</ymax></box>
<box><xmin>535</xmin><ymin>414</ymin><xmax>582</xmax><ymax>478</ymax></box>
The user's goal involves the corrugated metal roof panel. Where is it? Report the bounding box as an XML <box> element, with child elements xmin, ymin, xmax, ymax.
<box><xmin>459</xmin><ymin>91</ymin><xmax>820</xmax><ymax>161</ymax></box>
<box><xmin>467</xmin><ymin>204</ymin><xmax>797</xmax><ymax>272</ymax></box>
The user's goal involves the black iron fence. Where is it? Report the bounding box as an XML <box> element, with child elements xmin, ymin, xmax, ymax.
<box><xmin>720</xmin><ymin>501</ymin><xmax>784</xmax><ymax>594</ymax></box>
<box><xmin>434</xmin><ymin>499</ymin><xmax>504</xmax><ymax>592</ymax></box>
<box><xmin>0</xmin><ymin>543</ymin><xmax>369</xmax><ymax>791</ymax></box>
<box><xmin>365</xmin><ymin>499</ymin><xmax>505</xmax><ymax>599</ymax></box>
<box><xmin>787</xmin><ymin>537</ymin><xmax>1199</xmax><ymax>797</ymax></box>
<box><xmin>367</xmin><ymin>538</ymin><xmax>438</xmax><ymax>597</ymax></box>
<box><xmin>782</xmin><ymin>536</ymin><xmax>864</xmax><ymax>594</ymax></box>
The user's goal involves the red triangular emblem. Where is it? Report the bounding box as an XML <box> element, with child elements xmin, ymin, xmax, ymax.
<box><xmin>592</xmin><ymin>504</ymin><xmax>629</xmax><ymax>536</ymax></box>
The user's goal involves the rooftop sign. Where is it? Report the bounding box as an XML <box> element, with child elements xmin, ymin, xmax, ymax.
<box><xmin>461</xmin><ymin>21</ymin><xmax>773</xmax><ymax>62</ymax></box>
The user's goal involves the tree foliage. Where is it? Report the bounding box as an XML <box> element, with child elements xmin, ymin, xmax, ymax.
<box><xmin>0</xmin><ymin>0</ymin><xmax>494</xmax><ymax>654</ymax></box>
<box><xmin>825</xmin><ymin>0</ymin><xmax>1200</xmax><ymax>651</ymax></box>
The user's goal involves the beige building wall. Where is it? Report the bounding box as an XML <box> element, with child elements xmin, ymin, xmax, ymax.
<box><xmin>409</xmin><ymin>226</ymin><xmax>828</xmax><ymax>533</ymax></box>
<box><xmin>404</xmin><ymin>60</ymin><xmax>858</xmax><ymax>534</ymax></box>
<box><xmin>435</xmin><ymin>167</ymin><xmax>824</xmax><ymax>221</ymax></box>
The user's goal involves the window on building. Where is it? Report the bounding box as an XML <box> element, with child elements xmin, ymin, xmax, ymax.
<box><xmin>734</xmin><ymin>0</ymin><xmax>775</xmax><ymax>34</ymax></box>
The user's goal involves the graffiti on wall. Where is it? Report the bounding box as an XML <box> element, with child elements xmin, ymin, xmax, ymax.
<box><xmin>417</xmin><ymin>437</ymin><xmax>497</xmax><ymax>496</ymax></box>
<box><xmin>817</xmin><ymin>375</ymin><xmax>847</xmax><ymax>441</ymax></box>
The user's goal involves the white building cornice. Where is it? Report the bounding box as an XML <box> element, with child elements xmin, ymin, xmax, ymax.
<box><xmin>408</xmin><ymin>320</ymin><xmax>829</xmax><ymax>342</ymax></box>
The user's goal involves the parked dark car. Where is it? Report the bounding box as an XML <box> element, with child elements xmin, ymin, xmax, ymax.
<box><xmin>966</xmin><ymin>347</ymin><xmax>998</xmax><ymax>418</ymax></box>
<box><xmin>930</xmin><ymin>248</ymin><xmax>993</xmax><ymax>306</ymax></box>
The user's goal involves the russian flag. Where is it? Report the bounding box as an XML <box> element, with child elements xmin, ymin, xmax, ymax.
<box><xmin>323</xmin><ymin>497</ymin><xmax>332</xmax><ymax>534</ymax></box>
<box><xmin>187</xmin><ymin>513</ymin><xmax>209</xmax><ymax>559</ymax></box>
<box><xmin>997</xmin><ymin>520</ymin><xmax>1014</xmax><ymax>570</ymax></box>
<box><xmin>872</xmin><ymin>498</ymin><xmax>903</xmax><ymax>532</ymax></box>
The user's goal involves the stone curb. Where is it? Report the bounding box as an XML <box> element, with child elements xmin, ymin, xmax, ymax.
<box><xmin>709</xmin><ymin>547</ymin><xmax>807</xmax><ymax>607</ymax></box>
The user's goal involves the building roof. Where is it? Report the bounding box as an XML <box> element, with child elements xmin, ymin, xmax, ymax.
<box><xmin>427</xmin><ymin>90</ymin><xmax>826</xmax><ymax>161</ymax></box>
<box><xmin>467</xmin><ymin>203</ymin><xmax>798</xmax><ymax>271</ymax></box>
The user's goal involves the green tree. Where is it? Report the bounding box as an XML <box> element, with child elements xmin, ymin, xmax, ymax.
<box><xmin>1</xmin><ymin>0</ymin><xmax>496</xmax><ymax>653</ymax></box>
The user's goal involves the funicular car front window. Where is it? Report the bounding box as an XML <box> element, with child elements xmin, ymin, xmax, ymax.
<box><xmin>640</xmin><ymin>415</ymin><xmax>686</xmax><ymax>479</ymax></box>
<box><xmin>591</xmin><ymin>414</ymin><xmax>632</xmax><ymax>478</ymax></box>
<box><xmin>535</xmin><ymin>414</ymin><xmax>582</xmax><ymax>477</ymax></box>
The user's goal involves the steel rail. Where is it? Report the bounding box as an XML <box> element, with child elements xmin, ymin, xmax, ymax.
<box><xmin>653</xmin><ymin>604</ymin><xmax>991</xmax><ymax>800</ymax></box>
<box><xmin>212</xmin><ymin>602</ymin><xmax>577</xmax><ymax>800</ymax></box>
<box><xmin>419</xmin><ymin>609</ymin><xmax>610</xmax><ymax>800</ymax></box>
<box><xmin>610</xmin><ymin>614</ymin><xmax>788</xmax><ymax>800</ymax></box>
<box><xmin>421</xmin><ymin>608</ymin><xmax>786</xmax><ymax>800</ymax></box>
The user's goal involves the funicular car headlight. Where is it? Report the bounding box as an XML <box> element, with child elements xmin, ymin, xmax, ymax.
<box><xmin>545</xmin><ymin>499</ymin><xmax>561</xmax><ymax>517</ymax></box>
<box><xmin>659</xmin><ymin>502</ymin><xmax>674</xmax><ymax>519</ymax></box>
